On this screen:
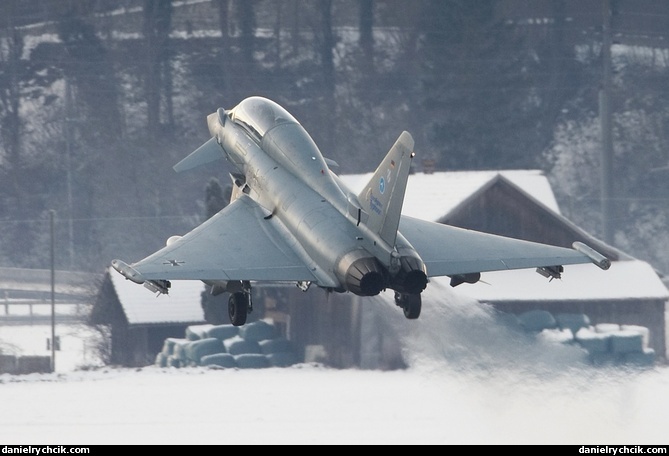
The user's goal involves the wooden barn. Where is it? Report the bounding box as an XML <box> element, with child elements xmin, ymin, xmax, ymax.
<box><xmin>91</xmin><ymin>270</ymin><xmax>206</xmax><ymax>367</ymax></box>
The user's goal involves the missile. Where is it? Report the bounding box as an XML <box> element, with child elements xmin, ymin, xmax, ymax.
<box><xmin>143</xmin><ymin>279</ymin><xmax>170</xmax><ymax>295</ymax></box>
<box><xmin>572</xmin><ymin>242</ymin><xmax>611</xmax><ymax>270</ymax></box>
<box><xmin>536</xmin><ymin>265</ymin><xmax>563</xmax><ymax>281</ymax></box>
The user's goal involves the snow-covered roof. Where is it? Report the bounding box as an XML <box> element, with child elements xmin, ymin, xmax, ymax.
<box><xmin>339</xmin><ymin>169</ymin><xmax>560</xmax><ymax>221</ymax></box>
<box><xmin>444</xmin><ymin>260</ymin><xmax>669</xmax><ymax>302</ymax></box>
<box><xmin>109</xmin><ymin>267</ymin><xmax>205</xmax><ymax>325</ymax></box>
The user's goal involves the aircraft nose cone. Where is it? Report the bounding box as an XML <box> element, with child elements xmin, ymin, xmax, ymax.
<box><xmin>207</xmin><ymin>112</ymin><xmax>219</xmax><ymax>137</ymax></box>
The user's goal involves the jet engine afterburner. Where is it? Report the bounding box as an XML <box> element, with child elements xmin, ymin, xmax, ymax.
<box><xmin>336</xmin><ymin>250</ymin><xmax>386</xmax><ymax>296</ymax></box>
<box><xmin>389</xmin><ymin>247</ymin><xmax>428</xmax><ymax>295</ymax></box>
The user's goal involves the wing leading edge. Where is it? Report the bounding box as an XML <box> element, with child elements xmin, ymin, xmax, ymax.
<box><xmin>122</xmin><ymin>195</ymin><xmax>319</xmax><ymax>283</ymax></box>
<box><xmin>398</xmin><ymin>215</ymin><xmax>600</xmax><ymax>278</ymax></box>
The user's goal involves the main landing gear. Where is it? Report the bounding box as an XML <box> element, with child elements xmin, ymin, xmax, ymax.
<box><xmin>228</xmin><ymin>281</ymin><xmax>253</xmax><ymax>326</ymax></box>
<box><xmin>394</xmin><ymin>292</ymin><xmax>421</xmax><ymax>320</ymax></box>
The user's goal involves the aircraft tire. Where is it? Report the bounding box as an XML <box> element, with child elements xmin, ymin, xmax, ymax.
<box><xmin>228</xmin><ymin>292</ymin><xmax>249</xmax><ymax>326</ymax></box>
<box><xmin>402</xmin><ymin>294</ymin><xmax>421</xmax><ymax>320</ymax></box>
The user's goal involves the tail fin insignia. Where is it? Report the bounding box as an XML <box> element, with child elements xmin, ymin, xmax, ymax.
<box><xmin>358</xmin><ymin>131</ymin><xmax>415</xmax><ymax>247</ymax></box>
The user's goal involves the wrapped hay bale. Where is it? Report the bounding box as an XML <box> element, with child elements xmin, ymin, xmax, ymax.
<box><xmin>267</xmin><ymin>351</ymin><xmax>300</xmax><ymax>368</ymax></box>
<box><xmin>166</xmin><ymin>356</ymin><xmax>182</xmax><ymax>368</ymax></box>
<box><xmin>538</xmin><ymin>328</ymin><xmax>574</xmax><ymax>344</ymax></box>
<box><xmin>171</xmin><ymin>339</ymin><xmax>191</xmax><ymax>366</ymax></box>
<box><xmin>155</xmin><ymin>352</ymin><xmax>167</xmax><ymax>367</ymax></box>
<box><xmin>555</xmin><ymin>313</ymin><xmax>591</xmax><ymax>336</ymax></box>
<box><xmin>622</xmin><ymin>348</ymin><xmax>655</xmax><ymax>367</ymax></box>
<box><xmin>258</xmin><ymin>338</ymin><xmax>295</xmax><ymax>355</ymax></box>
<box><xmin>575</xmin><ymin>328</ymin><xmax>610</xmax><ymax>354</ymax></box>
<box><xmin>223</xmin><ymin>335</ymin><xmax>261</xmax><ymax>355</ymax></box>
<box><xmin>518</xmin><ymin>310</ymin><xmax>557</xmax><ymax>333</ymax></box>
<box><xmin>185</xmin><ymin>324</ymin><xmax>214</xmax><ymax>341</ymax></box>
<box><xmin>185</xmin><ymin>338</ymin><xmax>225</xmax><ymax>365</ymax></box>
<box><xmin>239</xmin><ymin>320</ymin><xmax>277</xmax><ymax>342</ymax></box>
<box><xmin>234</xmin><ymin>354</ymin><xmax>270</xmax><ymax>369</ymax></box>
<box><xmin>494</xmin><ymin>312</ymin><xmax>523</xmax><ymax>332</ymax></box>
<box><xmin>609</xmin><ymin>330</ymin><xmax>644</xmax><ymax>355</ymax></box>
<box><xmin>200</xmin><ymin>353</ymin><xmax>237</xmax><ymax>368</ymax></box>
<box><xmin>589</xmin><ymin>351</ymin><xmax>617</xmax><ymax>367</ymax></box>
<box><xmin>595</xmin><ymin>323</ymin><xmax>620</xmax><ymax>333</ymax></box>
<box><xmin>205</xmin><ymin>324</ymin><xmax>239</xmax><ymax>341</ymax></box>
<box><xmin>161</xmin><ymin>338</ymin><xmax>187</xmax><ymax>357</ymax></box>
<box><xmin>621</xmin><ymin>325</ymin><xmax>650</xmax><ymax>349</ymax></box>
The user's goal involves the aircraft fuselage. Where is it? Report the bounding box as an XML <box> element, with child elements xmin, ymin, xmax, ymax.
<box><xmin>209</xmin><ymin>97</ymin><xmax>425</xmax><ymax>297</ymax></box>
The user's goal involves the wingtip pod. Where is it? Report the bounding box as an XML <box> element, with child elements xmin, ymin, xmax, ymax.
<box><xmin>572</xmin><ymin>242</ymin><xmax>611</xmax><ymax>270</ymax></box>
<box><xmin>111</xmin><ymin>259</ymin><xmax>171</xmax><ymax>294</ymax></box>
<box><xmin>111</xmin><ymin>259</ymin><xmax>145</xmax><ymax>284</ymax></box>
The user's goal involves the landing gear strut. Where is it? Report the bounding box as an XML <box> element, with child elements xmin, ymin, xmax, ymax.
<box><xmin>228</xmin><ymin>281</ymin><xmax>253</xmax><ymax>326</ymax></box>
<box><xmin>394</xmin><ymin>292</ymin><xmax>421</xmax><ymax>320</ymax></box>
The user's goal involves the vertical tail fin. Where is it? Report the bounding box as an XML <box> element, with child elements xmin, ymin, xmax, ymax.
<box><xmin>358</xmin><ymin>131</ymin><xmax>415</xmax><ymax>247</ymax></box>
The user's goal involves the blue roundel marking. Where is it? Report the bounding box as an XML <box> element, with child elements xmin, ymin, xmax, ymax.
<box><xmin>379</xmin><ymin>177</ymin><xmax>385</xmax><ymax>194</ymax></box>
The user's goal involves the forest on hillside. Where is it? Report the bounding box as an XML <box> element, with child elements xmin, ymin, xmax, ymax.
<box><xmin>1</xmin><ymin>0</ymin><xmax>669</xmax><ymax>277</ymax></box>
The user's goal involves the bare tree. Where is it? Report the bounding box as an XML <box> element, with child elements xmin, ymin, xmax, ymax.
<box><xmin>358</xmin><ymin>0</ymin><xmax>374</xmax><ymax>72</ymax></box>
<box><xmin>142</xmin><ymin>0</ymin><xmax>173</xmax><ymax>137</ymax></box>
<box><xmin>0</xmin><ymin>9</ymin><xmax>24</xmax><ymax>192</ymax></box>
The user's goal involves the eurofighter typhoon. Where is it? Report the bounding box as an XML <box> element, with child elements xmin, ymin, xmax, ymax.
<box><xmin>112</xmin><ymin>96</ymin><xmax>610</xmax><ymax>326</ymax></box>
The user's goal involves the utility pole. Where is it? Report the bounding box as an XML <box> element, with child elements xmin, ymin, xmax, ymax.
<box><xmin>65</xmin><ymin>79</ymin><xmax>75</xmax><ymax>269</ymax></box>
<box><xmin>50</xmin><ymin>210</ymin><xmax>56</xmax><ymax>373</ymax></box>
<box><xmin>600</xmin><ymin>0</ymin><xmax>614</xmax><ymax>244</ymax></box>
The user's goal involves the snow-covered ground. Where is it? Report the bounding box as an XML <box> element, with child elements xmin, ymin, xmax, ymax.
<box><xmin>1</xmin><ymin>289</ymin><xmax>668</xmax><ymax>445</ymax></box>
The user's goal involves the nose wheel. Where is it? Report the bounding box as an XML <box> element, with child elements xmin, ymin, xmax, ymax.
<box><xmin>394</xmin><ymin>292</ymin><xmax>421</xmax><ymax>319</ymax></box>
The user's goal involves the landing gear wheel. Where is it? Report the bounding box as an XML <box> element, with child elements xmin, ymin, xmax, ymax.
<box><xmin>228</xmin><ymin>292</ymin><xmax>249</xmax><ymax>326</ymax></box>
<box><xmin>394</xmin><ymin>292</ymin><xmax>422</xmax><ymax>320</ymax></box>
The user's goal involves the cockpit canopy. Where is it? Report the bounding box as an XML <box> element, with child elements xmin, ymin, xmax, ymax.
<box><xmin>230</xmin><ymin>96</ymin><xmax>299</xmax><ymax>140</ymax></box>
<box><xmin>224</xmin><ymin>95</ymin><xmax>346</xmax><ymax>205</ymax></box>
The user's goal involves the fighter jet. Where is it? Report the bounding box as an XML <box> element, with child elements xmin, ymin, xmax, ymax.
<box><xmin>112</xmin><ymin>96</ymin><xmax>610</xmax><ymax>326</ymax></box>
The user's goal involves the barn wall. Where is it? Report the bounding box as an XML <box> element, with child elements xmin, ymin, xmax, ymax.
<box><xmin>128</xmin><ymin>327</ymin><xmax>149</xmax><ymax>367</ymax></box>
<box><xmin>284</xmin><ymin>288</ymin><xmax>360</xmax><ymax>368</ymax></box>
<box><xmin>112</xmin><ymin>324</ymin><xmax>201</xmax><ymax>367</ymax></box>
<box><xmin>110</xmin><ymin>316</ymin><xmax>131</xmax><ymax>366</ymax></box>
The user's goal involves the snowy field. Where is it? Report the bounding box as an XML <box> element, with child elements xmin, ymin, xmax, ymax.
<box><xmin>1</xmin><ymin>284</ymin><xmax>669</xmax><ymax>445</ymax></box>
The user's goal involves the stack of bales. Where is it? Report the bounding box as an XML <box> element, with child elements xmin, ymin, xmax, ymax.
<box><xmin>508</xmin><ymin>309</ymin><xmax>655</xmax><ymax>367</ymax></box>
<box><xmin>575</xmin><ymin>323</ymin><xmax>655</xmax><ymax>367</ymax></box>
<box><xmin>155</xmin><ymin>320</ymin><xmax>301</xmax><ymax>369</ymax></box>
